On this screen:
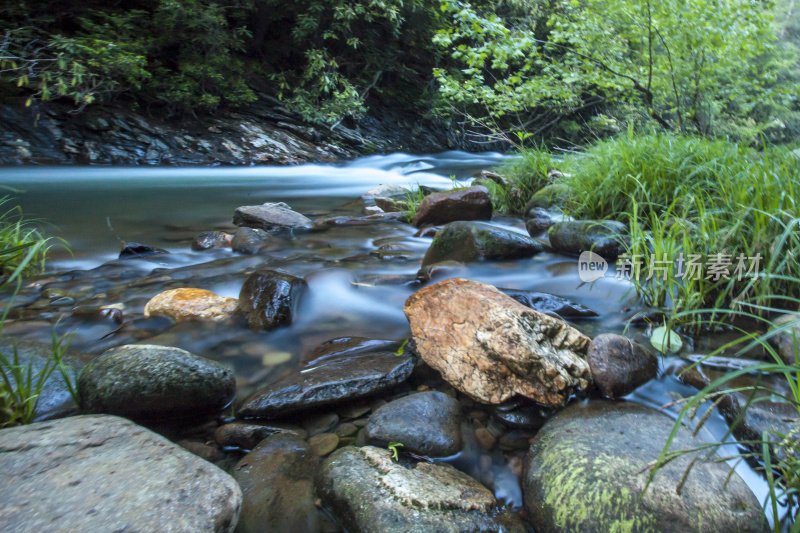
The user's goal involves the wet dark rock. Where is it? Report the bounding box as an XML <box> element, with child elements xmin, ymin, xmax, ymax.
<box><xmin>0</xmin><ymin>337</ymin><xmax>93</xmax><ymax>421</ymax></box>
<box><xmin>366</xmin><ymin>391</ymin><xmax>463</xmax><ymax>457</ymax></box>
<box><xmin>0</xmin><ymin>415</ymin><xmax>241</xmax><ymax>532</ymax></box>
<box><xmin>78</xmin><ymin>344</ymin><xmax>235</xmax><ymax>421</ymax></box>
<box><xmin>238</xmin><ymin>351</ymin><xmax>414</xmax><ymax>419</ymax></box>
<box><xmin>316</xmin><ymin>445</ymin><xmax>526</xmax><ymax>533</ymax></box>
<box><xmin>118</xmin><ymin>242</ymin><xmax>168</xmax><ymax>259</ymax></box>
<box><xmin>231</xmin><ymin>434</ymin><xmax>320</xmax><ymax>533</ymax></box>
<box><xmin>305</xmin><ymin>336</ymin><xmax>400</xmax><ymax>365</ymax></box>
<box><xmin>233</xmin><ymin>202</ymin><xmax>312</xmax><ymax>231</ymax></box>
<box><xmin>315</xmin><ymin>212</ymin><xmax>405</xmax><ymax>227</ymax></box>
<box><xmin>500</xmin><ymin>288</ymin><xmax>598</xmax><ymax>319</ymax></box>
<box><xmin>524</xmin><ymin>207</ymin><xmax>563</xmax><ymax>235</ymax></box>
<box><xmin>373</xmin><ymin>196</ymin><xmax>407</xmax><ymax>212</ymax></box>
<box><xmin>0</xmin><ymin>99</ymin><xmax>458</xmax><ymax>166</ymax></box>
<box><xmin>231</xmin><ymin>227</ymin><xmax>271</xmax><ymax>254</ymax></box>
<box><xmin>192</xmin><ymin>231</ymin><xmax>232</xmax><ymax>251</ymax></box>
<box><xmin>237</xmin><ymin>270</ymin><xmax>307</xmax><ymax>330</ymax></box>
<box><xmin>420</xmin><ymin>221</ymin><xmax>543</xmax><ymax>269</ymax></box>
<box><xmin>490</xmin><ymin>401</ymin><xmax>554</xmax><ymax>430</ymax></box>
<box><xmin>547</xmin><ymin>220</ymin><xmax>629</xmax><ymax>260</ymax></box>
<box><xmin>522</xmin><ymin>401</ymin><xmax>767</xmax><ymax>533</ymax></box>
<box><xmin>214</xmin><ymin>421</ymin><xmax>307</xmax><ymax>450</ymax></box>
<box><xmin>411</xmin><ymin>186</ymin><xmax>492</xmax><ymax>227</ymax></box>
<box><xmin>587</xmin><ymin>333</ymin><xmax>658</xmax><ymax>398</ymax></box>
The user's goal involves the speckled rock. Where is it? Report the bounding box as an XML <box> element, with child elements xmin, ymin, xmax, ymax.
<box><xmin>233</xmin><ymin>202</ymin><xmax>312</xmax><ymax>231</ymax></box>
<box><xmin>420</xmin><ymin>220</ymin><xmax>543</xmax><ymax>268</ymax></box>
<box><xmin>78</xmin><ymin>344</ymin><xmax>235</xmax><ymax>421</ymax></box>
<box><xmin>316</xmin><ymin>446</ymin><xmax>525</xmax><ymax>533</ymax></box>
<box><xmin>192</xmin><ymin>231</ymin><xmax>233</xmax><ymax>251</ymax></box>
<box><xmin>237</xmin><ymin>270</ymin><xmax>307</xmax><ymax>330</ymax></box>
<box><xmin>0</xmin><ymin>415</ymin><xmax>241</xmax><ymax>532</ymax></box>
<box><xmin>522</xmin><ymin>401</ymin><xmax>767</xmax><ymax>533</ymax></box>
<box><xmin>232</xmin><ymin>434</ymin><xmax>320</xmax><ymax>533</ymax></box>
<box><xmin>404</xmin><ymin>278</ymin><xmax>592</xmax><ymax>406</ymax></box>
<box><xmin>366</xmin><ymin>391</ymin><xmax>462</xmax><ymax>457</ymax></box>
<box><xmin>143</xmin><ymin>288</ymin><xmax>238</xmax><ymax>322</ymax></box>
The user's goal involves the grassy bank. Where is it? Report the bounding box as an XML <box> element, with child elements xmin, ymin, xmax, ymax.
<box><xmin>495</xmin><ymin>133</ymin><xmax>800</xmax><ymax>332</ymax></box>
<box><xmin>0</xmin><ymin>198</ymin><xmax>71</xmax><ymax>428</ymax></box>
<box><xmin>497</xmin><ymin>133</ymin><xmax>800</xmax><ymax>528</ymax></box>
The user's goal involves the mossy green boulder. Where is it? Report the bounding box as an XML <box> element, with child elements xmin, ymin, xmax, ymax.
<box><xmin>522</xmin><ymin>400</ymin><xmax>767</xmax><ymax>533</ymax></box>
<box><xmin>524</xmin><ymin>183</ymin><xmax>571</xmax><ymax>213</ymax></box>
<box><xmin>420</xmin><ymin>220</ymin><xmax>543</xmax><ymax>268</ymax></box>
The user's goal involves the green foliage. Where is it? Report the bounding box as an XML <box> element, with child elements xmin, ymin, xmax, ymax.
<box><xmin>0</xmin><ymin>343</ymin><xmax>56</xmax><ymax>428</ymax></box>
<box><xmin>489</xmin><ymin>145</ymin><xmax>556</xmax><ymax>214</ymax></box>
<box><xmin>403</xmin><ymin>186</ymin><xmax>428</xmax><ymax>222</ymax></box>
<box><xmin>0</xmin><ymin>196</ymin><xmax>62</xmax><ymax>279</ymax></box>
<box><xmin>433</xmin><ymin>0</ymin><xmax>796</xmax><ymax>142</ymax></box>
<box><xmin>0</xmin><ymin>200</ymin><xmax>76</xmax><ymax>428</ymax></box>
<box><xmin>500</xmin><ymin>133</ymin><xmax>800</xmax><ymax>331</ymax></box>
<box><xmin>388</xmin><ymin>441</ymin><xmax>404</xmax><ymax>461</ymax></box>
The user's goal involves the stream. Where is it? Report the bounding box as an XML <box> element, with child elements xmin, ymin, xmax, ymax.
<box><xmin>0</xmin><ymin>151</ymin><xmax>781</xmax><ymax>527</ymax></box>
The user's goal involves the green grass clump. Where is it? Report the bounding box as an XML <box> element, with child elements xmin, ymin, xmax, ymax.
<box><xmin>487</xmin><ymin>146</ymin><xmax>557</xmax><ymax>214</ymax></box>
<box><xmin>0</xmin><ymin>195</ymin><xmax>61</xmax><ymax>280</ymax></box>
<box><xmin>501</xmin><ymin>132</ymin><xmax>800</xmax><ymax>331</ymax></box>
<box><xmin>0</xmin><ymin>197</ymin><xmax>75</xmax><ymax>427</ymax></box>
<box><xmin>646</xmin><ymin>302</ymin><xmax>800</xmax><ymax>531</ymax></box>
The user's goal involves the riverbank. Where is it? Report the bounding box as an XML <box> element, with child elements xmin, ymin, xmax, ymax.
<box><xmin>0</xmin><ymin>98</ymin><xmax>475</xmax><ymax>166</ymax></box>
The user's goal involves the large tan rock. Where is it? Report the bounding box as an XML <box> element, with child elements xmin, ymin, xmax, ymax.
<box><xmin>143</xmin><ymin>288</ymin><xmax>238</xmax><ymax>322</ymax></box>
<box><xmin>404</xmin><ymin>278</ymin><xmax>591</xmax><ymax>406</ymax></box>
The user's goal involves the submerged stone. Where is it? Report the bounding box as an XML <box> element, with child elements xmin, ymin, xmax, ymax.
<box><xmin>232</xmin><ymin>434</ymin><xmax>320</xmax><ymax>533</ymax></box>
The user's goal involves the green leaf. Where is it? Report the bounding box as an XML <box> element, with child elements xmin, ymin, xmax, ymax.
<box><xmin>650</xmin><ymin>326</ymin><xmax>682</xmax><ymax>354</ymax></box>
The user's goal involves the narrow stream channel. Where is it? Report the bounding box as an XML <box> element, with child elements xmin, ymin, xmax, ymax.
<box><xmin>0</xmin><ymin>151</ymin><xmax>782</xmax><ymax>527</ymax></box>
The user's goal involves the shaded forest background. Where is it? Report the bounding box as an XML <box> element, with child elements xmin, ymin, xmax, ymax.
<box><xmin>1</xmin><ymin>0</ymin><xmax>798</xmax><ymax>145</ymax></box>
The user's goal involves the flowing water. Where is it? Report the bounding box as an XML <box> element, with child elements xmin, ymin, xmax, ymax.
<box><xmin>0</xmin><ymin>152</ymin><xmax>781</xmax><ymax>526</ymax></box>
